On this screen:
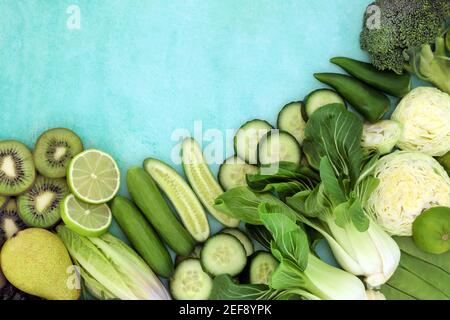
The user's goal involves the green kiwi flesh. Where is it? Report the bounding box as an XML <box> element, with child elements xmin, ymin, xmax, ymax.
<box><xmin>33</xmin><ymin>128</ymin><xmax>83</xmax><ymax>178</ymax></box>
<box><xmin>0</xmin><ymin>197</ymin><xmax>26</xmax><ymax>245</ymax></box>
<box><xmin>0</xmin><ymin>141</ymin><xmax>36</xmax><ymax>196</ymax></box>
<box><xmin>17</xmin><ymin>176</ymin><xmax>68</xmax><ymax>228</ymax></box>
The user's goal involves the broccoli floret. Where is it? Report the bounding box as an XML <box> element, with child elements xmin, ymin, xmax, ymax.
<box><xmin>360</xmin><ymin>0</ymin><xmax>449</xmax><ymax>75</ymax></box>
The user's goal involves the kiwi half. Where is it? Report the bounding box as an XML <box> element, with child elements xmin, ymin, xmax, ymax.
<box><xmin>0</xmin><ymin>197</ymin><xmax>26</xmax><ymax>245</ymax></box>
<box><xmin>17</xmin><ymin>176</ymin><xmax>68</xmax><ymax>228</ymax></box>
<box><xmin>0</xmin><ymin>141</ymin><xmax>36</xmax><ymax>196</ymax></box>
<box><xmin>33</xmin><ymin>128</ymin><xmax>83</xmax><ymax>178</ymax></box>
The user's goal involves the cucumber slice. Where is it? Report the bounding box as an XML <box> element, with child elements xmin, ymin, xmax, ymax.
<box><xmin>182</xmin><ymin>138</ymin><xmax>239</xmax><ymax>227</ymax></box>
<box><xmin>277</xmin><ymin>102</ymin><xmax>307</xmax><ymax>145</ymax></box>
<box><xmin>218</xmin><ymin>156</ymin><xmax>259</xmax><ymax>191</ymax></box>
<box><xmin>221</xmin><ymin>228</ymin><xmax>254</xmax><ymax>256</ymax></box>
<box><xmin>258</xmin><ymin>131</ymin><xmax>301</xmax><ymax>165</ymax></box>
<box><xmin>234</xmin><ymin>120</ymin><xmax>273</xmax><ymax>165</ymax></box>
<box><xmin>200</xmin><ymin>233</ymin><xmax>247</xmax><ymax>277</ymax></box>
<box><xmin>144</xmin><ymin>158</ymin><xmax>210</xmax><ymax>242</ymax></box>
<box><xmin>248</xmin><ymin>251</ymin><xmax>279</xmax><ymax>285</ymax></box>
<box><xmin>170</xmin><ymin>259</ymin><xmax>213</xmax><ymax>300</ymax></box>
<box><xmin>305</xmin><ymin>89</ymin><xmax>345</xmax><ymax>118</ymax></box>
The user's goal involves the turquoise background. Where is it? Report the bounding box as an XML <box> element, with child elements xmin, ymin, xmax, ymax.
<box><xmin>0</xmin><ymin>0</ymin><xmax>373</xmax><ymax>282</ymax></box>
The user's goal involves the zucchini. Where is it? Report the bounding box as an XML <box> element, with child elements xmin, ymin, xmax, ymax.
<box><xmin>126</xmin><ymin>167</ymin><xmax>195</xmax><ymax>256</ymax></box>
<box><xmin>144</xmin><ymin>158</ymin><xmax>210</xmax><ymax>242</ymax></box>
<box><xmin>200</xmin><ymin>233</ymin><xmax>247</xmax><ymax>277</ymax></box>
<box><xmin>277</xmin><ymin>102</ymin><xmax>307</xmax><ymax>145</ymax></box>
<box><xmin>304</xmin><ymin>89</ymin><xmax>345</xmax><ymax>118</ymax></box>
<box><xmin>111</xmin><ymin>196</ymin><xmax>173</xmax><ymax>278</ymax></box>
<box><xmin>218</xmin><ymin>156</ymin><xmax>258</xmax><ymax>191</ymax></box>
<box><xmin>247</xmin><ymin>251</ymin><xmax>279</xmax><ymax>285</ymax></box>
<box><xmin>182</xmin><ymin>138</ymin><xmax>239</xmax><ymax>227</ymax></box>
<box><xmin>234</xmin><ymin>120</ymin><xmax>273</xmax><ymax>164</ymax></box>
<box><xmin>170</xmin><ymin>258</ymin><xmax>213</xmax><ymax>300</ymax></box>
<box><xmin>221</xmin><ymin>228</ymin><xmax>254</xmax><ymax>256</ymax></box>
<box><xmin>258</xmin><ymin>131</ymin><xmax>301</xmax><ymax>165</ymax></box>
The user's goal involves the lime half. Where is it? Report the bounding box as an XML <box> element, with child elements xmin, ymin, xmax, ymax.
<box><xmin>61</xmin><ymin>194</ymin><xmax>112</xmax><ymax>237</ymax></box>
<box><xmin>67</xmin><ymin>149</ymin><xmax>120</xmax><ymax>204</ymax></box>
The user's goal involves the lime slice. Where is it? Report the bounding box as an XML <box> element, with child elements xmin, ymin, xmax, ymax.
<box><xmin>61</xmin><ymin>194</ymin><xmax>112</xmax><ymax>237</ymax></box>
<box><xmin>67</xmin><ymin>149</ymin><xmax>120</xmax><ymax>204</ymax></box>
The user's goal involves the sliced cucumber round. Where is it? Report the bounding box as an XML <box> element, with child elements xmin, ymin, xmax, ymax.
<box><xmin>258</xmin><ymin>131</ymin><xmax>301</xmax><ymax>165</ymax></box>
<box><xmin>234</xmin><ymin>120</ymin><xmax>273</xmax><ymax>165</ymax></box>
<box><xmin>182</xmin><ymin>138</ymin><xmax>239</xmax><ymax>227</ymax></box>
<box><xmin>248</xmin><ymin>251</ymin><xmax>279</xmax><ymax>285</ymax></box>
<box><xmin>277</xmin><ymin>102</ymin><xmax>307</xmax><ymax>145</ymax></box>
<box><xmin>305</xmin><ymin>89</ymin><xmax>345</xmax><ymax>118</ymax></box>
<box><xmin>221</xmin><ymin>228</ymin><xmax>254</xmax><ymax>256</ymax></box>
<box><xmin>218</xmin><ymin>156</ymin><xmax>259</xmax><ymax>191</ymax></box>
<box><xmin>200</xmin><ymin>233</ymin><xmax>247</xmax><ymax>277</ymax></box>
<box><xmin>170</xmin><ymin>258</ymin><xmax>213</xmax><ymax>300</ymax></box>
<box><xmin>144</xmin><ymin>158</ymin><xmax>210</xmax><ymax>242</ymax></box>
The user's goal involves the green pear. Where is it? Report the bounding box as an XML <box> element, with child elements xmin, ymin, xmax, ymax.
<box><xmin>0</xmin><ymin>228</ymin><xmax>80</xmax><ymax>300</ymax></box>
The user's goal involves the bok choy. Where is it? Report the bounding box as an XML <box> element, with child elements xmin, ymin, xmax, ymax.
<box><xmin>57</xmin><ymin>225</ymin><xmax>171</xmax><ymax>300</ymax></box>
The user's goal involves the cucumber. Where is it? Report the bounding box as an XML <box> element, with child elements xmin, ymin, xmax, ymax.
<box><xmin>200</xmin><ymin>233</ymin><xmax>247</xmax><ymax>277</ymax></box>
<box><xmin>258</xmin><ymin>131</ymin><xmax>301</xmax><ymax>165</ymax></box>
<box><xmin>221</xmin><ymin>228</ymin><xmax>254</xmax><ymax>256</ymax></box>
<box><xmin>126</xmin><ymin>167</ymin><xmax>195</xmax><ymax>256</ymax></box>
<box><xmin>305</xmin><ymin>89</ymin><xmax>345</xmax><ymax>118</ymax></box>
<box><xmin>144</xmin><ymin>158</ymin><xmax>210</xmax><ymax>242</ymax></box>
<box><xmin>175</xmin><ymin>244</ymin><xmax>203</xmax><ymax>266</ymax></box>
<box><xmin>170</xmin><ymin>258</ymin><xmax>213</xmax><ymax>300</ymax></box>
<box><xmin>182</xmin><ymin>138</ymin><xmax>239</xmax><ymax>227</ymax></box>
<box><xmin>234</xmin><ymin>120</ymin><xmax>273</xmax><ymax>165</ymax></box>
<box><xmin>247</xmin><ymin>251</ymin><xmax>279</xmax><ymax>285</ymax></box>
<box><xmin>218</xmin><ymin>156</ymin><xmax>259</xmax><ymax>191</ymax></box>
<box><xmin>277</xmin><ymin>102</ymin><xmax>307</xmax><ymax>145</ymax></box>
<box><xmin>111</xmin><ymin>196</ymin><xmax>173</xmax><ymax>278</ymax></box>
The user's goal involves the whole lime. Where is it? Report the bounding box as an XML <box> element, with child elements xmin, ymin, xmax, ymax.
<box><xmin>413</xmin><ymin>206</ymin><xmax>450</xmax><ymax>254</ymax></box>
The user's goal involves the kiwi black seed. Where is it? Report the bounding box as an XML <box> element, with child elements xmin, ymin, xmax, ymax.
<box><xmin>33</xmin><ymin>128</ymin><xmax>83</xmax><ymax>178</ymax></box>
<box><xmin>0</xmin><ymin>197</ymin><xmax>26</xmax><ymax>246</ymax></box>
<box><xmin>0</xmin><ymin>140</ymin><xmax>36</xmax><ymax>196</ymax></box>
<box><xmin>17</xmin><ymin>176</ymin><xmax>68</xmax><ymax>228</ymax></box>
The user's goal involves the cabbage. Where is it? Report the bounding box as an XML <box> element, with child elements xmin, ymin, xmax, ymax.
<box><xmin>361</xmin><ymin>120</ymin><xmax>402</xmax><ymax>155</ymax></box>
<box><xmin>366</xmin><ymin>151</ymin><xmax>450</xmax><ymax>236</ymax></box>
<box><xmin>57</xmin><ymin>226</ymin><xmax>171</xmax><ymax>300</ymax></box>
<box><xmin>392</xmin><ymin>87</ymin><xmax>450</xmax><ymax>156</ymax></box>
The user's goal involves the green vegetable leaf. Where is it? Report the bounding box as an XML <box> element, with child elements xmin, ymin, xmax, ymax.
<box><xmin>269</xmin><ymin>259</ymin><xmax>307</xmax><ymax>290</ymax></box>
<box><xmin>259</xmin><ymin>208</ymin><xmax>309</xmax><ymax>270</ymax></box>
<box><xmin>333</xmin><ymin>198</ymin><xmax>369</xmax><ymax>232</ymax></box>
<box><xmin>209</xmin><ymin>275</ymin><xmax>282</xmax><ymax>300</ymax></box>
<box><xmin>246</xmin><ymin>224</ymin><xmax>273</xmax><ymax>251</ymax></box>
<box><xmin>319</xmin><ymin>157</ymin><xmax>346</xmax><ymax>206</ymax></box>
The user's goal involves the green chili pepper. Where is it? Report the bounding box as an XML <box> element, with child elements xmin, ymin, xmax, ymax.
<box><xmin>331</xmin><ymin>57</ymin><xmax>411</xmax><ymax>97</ymax></box>
<box><xmin>314</xmin><ymin>73</ymin><xmax>390</xmax><ymax>122</ymax></box>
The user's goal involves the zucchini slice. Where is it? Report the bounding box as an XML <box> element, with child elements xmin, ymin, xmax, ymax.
<box><xmin>170</xmin><ymin>258</ymin><xmax>213</xmax><ymax>300</ymax></box>
<box><xmin>182</xmin><ymin>138</ymin><xmax>239</xmax><ymax>227</ymax></box>
<box><xmin>258</xmin><ymin>131</ymin><xmax>301</xmax><ymax>165</ymax></box>
<box><xmin>277</xmin><ymin>102</ymin><xmax>307</xmax><ymax>145</ymax></box>
<box><xmin>218</xmin><ymin>156</ymin><xmax>259</xmax><ymax>191</ymax></box>
<box><xmin>221</xmin><ymin>228</ymin><xmax>254</xmax><ymax>256</ymax></box>
<box><xmin>305</xmin><ymin>89</ymin><xmax>345</xmax><ymax>118</ymax></box>
<box><xmin>234</xmin><ymin>120</ymin><xmax>273</xmax><ymax>165</ymax></box>
<box><xmin>200</xmin><ymin>233</ymin><xmax>247</xmax><ymax>277</ymax></box>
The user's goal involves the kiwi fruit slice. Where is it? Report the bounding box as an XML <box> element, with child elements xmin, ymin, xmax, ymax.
<box><xmin>17</xmin><ymin>176</ymin><xmax>68</xmax><ymax>228</ymax></box>
<box><xmin>413</xmin><ymin>206</ymin><xmax>450</xmax><ymax>255</ymax></box>
<box><xmin>0</xmin><ymin>140</ymin><xmax>36</xmax><ymax>196</ymax></box>
<box><xmin>33</xmin><ymin>128</ymin><xmax>83</xmax><ymax>178</ymax></box>
<box><xmin>0</xmin><ymin>197</ymin><xmax>26</xmax><ymax>245</ymax></box>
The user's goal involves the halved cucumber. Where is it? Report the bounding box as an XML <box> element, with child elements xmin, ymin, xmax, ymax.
<box><xmin>170</xmin><ymin>258</ymin><xmax>213</xmax><ymax>300</ymax></box>
<box><xmin>182</xmin><ymin>138</ymin><xmax>239</xmax><ymax>227</ymax></box>
<box><xmin>144</xmin><ymin>158</ymin><xmax>210</xmax><ymax>242</ymax></box>
<box><xmin>248</xmin><ymin>251</ymin><xmax>279</xmax><ymax>285</ymax></box>
<box><xmin>305</xmin><ymin>89</ymin><xmax>345</xmax><ymax>118</ymax></box>
<box><xmin>277</xmin><ymin>102</ymin><xmax>307</xmax><ymax>145</ymax></box>
<box><xmin>218</xmin><ymin>156</ymin><xmax>259</xmax><ymax>191</ymax></box>
<box><xmin>234</xmin><ymin>120</ymin><xmax>273</xmax><ymax>165</ymax></box>
<box><xmin>258</xmin><ymin>131</ymin><xmax>301</xmax><ymax>165</ymax></box>
<box><xmin>221</xmin><ymin>228</ymin><xmax>254</xmax><ymax>256</ymax></box>
<box><xmin>200</xmin><ymin>233</ymin><xmax>247</xmax><ymax>277</ymax></box>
